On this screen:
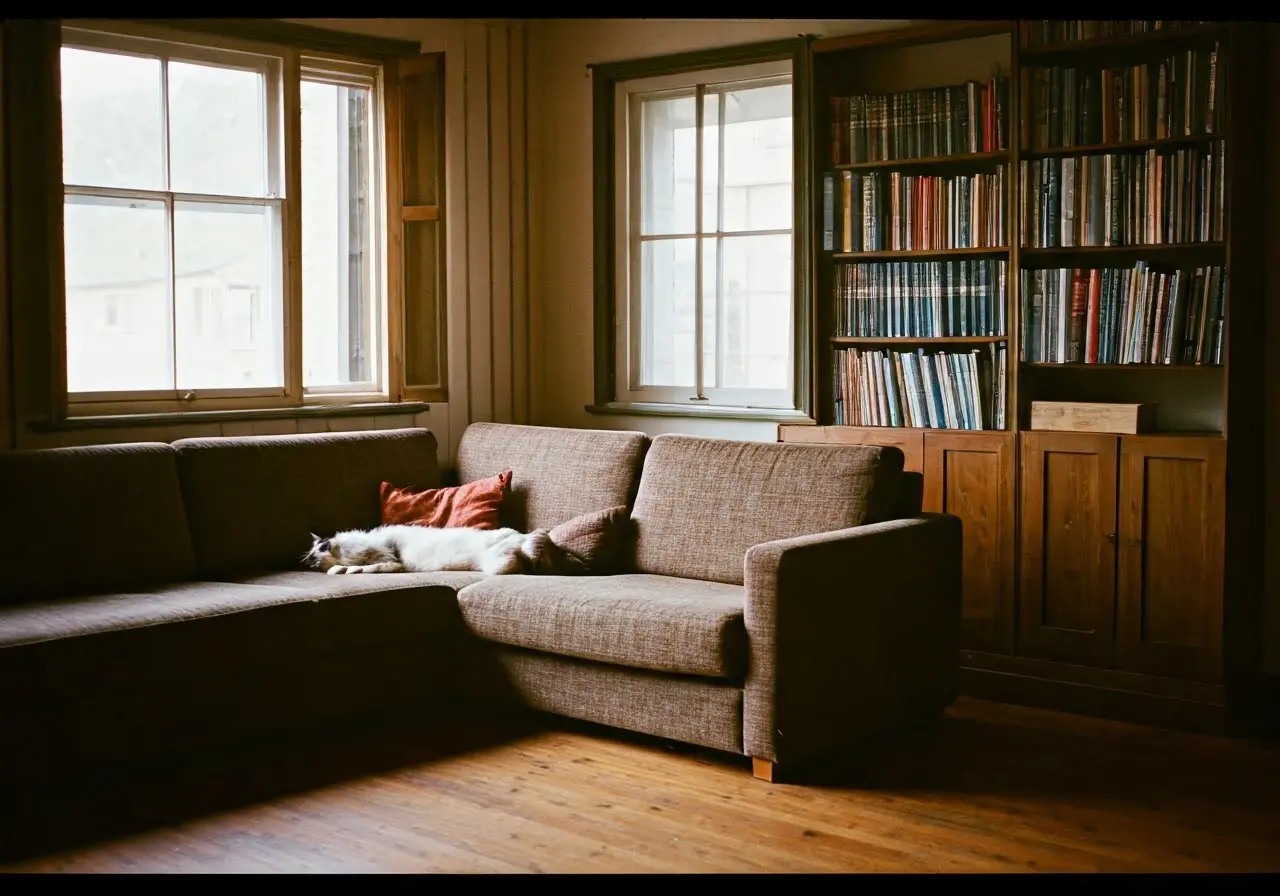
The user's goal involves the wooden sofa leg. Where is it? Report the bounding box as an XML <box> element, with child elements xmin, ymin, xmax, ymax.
<box><xmin>751</xmin><ymin>758</ymin><xmax>776</xmax><ymax>782</ymax></box>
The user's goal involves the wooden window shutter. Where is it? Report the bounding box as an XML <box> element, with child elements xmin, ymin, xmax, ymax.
<box><xmin>387</xmin><ymin>52</ymin><xmax>447</xmax><ymax>403</ymax></box>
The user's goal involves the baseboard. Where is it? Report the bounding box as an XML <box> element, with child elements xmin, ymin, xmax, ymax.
<box><xmin>959</xmin><ymin>666</ymin><xmax>1226</xmax><ymax>735</ymax></box>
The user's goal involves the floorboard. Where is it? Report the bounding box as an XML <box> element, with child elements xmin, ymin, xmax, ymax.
<box><xmin>2</xmin><ymin>697</ymin><xmax>1278</xmax><ymax>873</ymax></box>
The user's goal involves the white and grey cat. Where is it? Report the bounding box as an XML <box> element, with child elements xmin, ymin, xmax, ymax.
<box><xmin>304</xmin><ymin>525</ymin><xmax>549</xmax><ymax>576</ymax></box>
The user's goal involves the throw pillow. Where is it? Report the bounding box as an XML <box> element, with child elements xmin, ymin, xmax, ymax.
<box><xmin>523</xmin><ymin>505</ymin><xmax>632</xmax><ymax>575</ymax></box>
<box><xmin>380</xmin><ymin>471</ymin><xmax>512</xmax><ymax>530</ymax></box>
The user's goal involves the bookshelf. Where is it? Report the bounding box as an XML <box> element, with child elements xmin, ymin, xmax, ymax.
<box><xmin>783</xmin><ymin>20</ymin><xmax>1268</xmax><ymax>736</ymax></box>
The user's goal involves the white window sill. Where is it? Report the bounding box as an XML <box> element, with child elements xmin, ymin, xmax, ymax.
<box><xmin>586</xmin><ymin>401</ymin><xmax>816</xmax><ymax>424</ymax></box>
<box><xmin>32</xmin><ymin>400</ymin><xmax>429</xmax><ymax>432</ymax></box>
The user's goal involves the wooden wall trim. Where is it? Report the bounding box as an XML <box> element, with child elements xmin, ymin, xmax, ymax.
<box><xmin>132</xmin><ymin>18</ymin><xmax>422</xmax><ymax>59</ymax></box>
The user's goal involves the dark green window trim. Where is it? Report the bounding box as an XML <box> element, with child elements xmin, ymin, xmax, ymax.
<box><xmin>590</xmin><ymin>36</ymin><xmax>816</xmax><ymax>419</ymax></box>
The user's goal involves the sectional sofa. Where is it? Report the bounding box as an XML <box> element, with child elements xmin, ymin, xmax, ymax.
<box><xmin>0</xmin><ymin>423</ymin><xmax>962</xmax><ymax>784</ymax></box>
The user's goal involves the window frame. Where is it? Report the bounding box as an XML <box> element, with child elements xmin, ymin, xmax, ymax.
<box><xmin>589</xmin><ymin>37</ymin><xmax>814</xmax><ymax>422</ymax></box>
<box><xmin>56</xmin><ymin>22</ymin><xmax>392</xmax><ymax>417</ymax></box>
<box><xmin>1</xmin><ymin>18</ymin><xmax>436</xmax><ymax>426</ymax></box>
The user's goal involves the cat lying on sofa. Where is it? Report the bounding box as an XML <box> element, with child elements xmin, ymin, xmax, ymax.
<box><xmin>304</xmin><ymin>525</ymin><xmax>543</xmax><ymax>576</ymax></box>
<box><xmin>304</xmin><ymin>503</ymin><xmax>632</xmax><ymax>578</ymax></box>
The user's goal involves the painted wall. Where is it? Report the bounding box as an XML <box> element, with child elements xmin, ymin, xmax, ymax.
<box><xmin>524</xmin><ymin>18</ymin><xmax>913</xmax><ymax>443</ymax></box>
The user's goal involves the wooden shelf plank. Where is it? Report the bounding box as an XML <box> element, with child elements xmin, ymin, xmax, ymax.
<box><xmin>834</xmin><ymin>335</ymin><xmax>1007</xmax><ymax>345</ymax></box>
<box><xmin>1021</xmin><ymin>134</ymin><xmax>1221</xmax><ymax>159</ymax></box>
<box><xmin>832</xmin><ymin>246</ymin><xmax>1010</xmax><ymax>261</ymax></box>
<box><xmin>1019</xmin><ymin>242</ymin><xmax>1225</xmax><ymax>257</ymax></box>
<box><xmin>1018</xmin><ymin>23</ymin><xmax>1229</xmax><ymax>60</ymax></box>
<box><xmin>836</xmin><ymin>151</ymin><xmax>1008</xmax><ymax>171</ymax></box>
<box><xmin>1022</xmin><ymin>363</ymin><xmax>1224</xmax><ymax>371</ymax></box>
<box><xmin>811</xmin><ymin>425</ymin><xmax>1010</xmax><ymax>434</ymax></box>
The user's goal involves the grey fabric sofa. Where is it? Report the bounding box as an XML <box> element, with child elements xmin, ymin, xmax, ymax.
<box><xmin>451</xmin><ymin>423</ymin><xmax>961</xmax><ymax>781</ymax></box>
<box><xmin>0</xmin><ymin>423</ymin><xmax>962</xmax><ymax>784</ymax></box>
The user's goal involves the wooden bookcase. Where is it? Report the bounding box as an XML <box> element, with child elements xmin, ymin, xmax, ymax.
<box><xmin>781</xmin><ymin>20</ymin><xmax>1267</xmax><ymax>735</ymax></box>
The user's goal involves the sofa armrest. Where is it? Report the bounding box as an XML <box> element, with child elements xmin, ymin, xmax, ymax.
<box><xmin>742</xmin><ymin>513</ymin><xmax>962</xmax><ymax>768</ymax></box>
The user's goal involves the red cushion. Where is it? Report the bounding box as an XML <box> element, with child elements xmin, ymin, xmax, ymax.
<box><xmin>379</xmin><ymin>471</ymin><xmax>511</xmax><ymax>530</ymax></box>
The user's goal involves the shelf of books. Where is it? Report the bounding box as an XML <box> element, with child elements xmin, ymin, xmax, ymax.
<box><xmin>1015</xmin><ymin>21</ymin><xmax>1228</xmax><ymax>408</ymax></box>
<box><xmin>816</xmin><ymin>31</ymin><xmax>1013</xmax><ymax>432</ymax></box>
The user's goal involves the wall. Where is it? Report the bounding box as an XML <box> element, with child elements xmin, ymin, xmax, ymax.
<box><xmin>524</xmin><ymin>18</ymin><xmax>913</xmax><ymax>443</ymax></box>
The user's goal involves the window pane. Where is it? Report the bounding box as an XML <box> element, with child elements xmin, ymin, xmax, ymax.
<box><xmin>700</xmin><ymin>92</ymin><xmax>720</xmax><ymax>234</ymax></box>
<box><xmin>168</xmin><ymin>60</ymin><xmax>267</xmax><ymax>197</ymax></box>
<box><xmin>638</xmin><ymin>237</ymin><xmax>695</xmax><ymax>389</ymax></box>
<box><xmin>702</xmin><ymin>237</ymin><xmax>718</xmax><ymax>388</ymax></box>
<box><xmin>64</xmin><ymin>195</ymin><xmax>172</xmax><ymax>392</ymax></box>
<box><xmin>639</xmin><ymin>94</ymin><xmax>695</xmax><ymax>236</ymax></box>
<box><xmin>301</xmin><ymin>79</ymin><xmax>376</xmax><ymax>388</ymax></box>
<box><xmin>173</xmin><ymin>202</ymin><xmax>281</xmax><ymax>389</ymax></box>
<box><xmin>715</xmin><ymin>233</ymin><xmax>792</xmax><ymax>390</ymax></box>
<box><xmin>61</xmin><ymin>47</ymin><xmax>164</xmax><ymax>190</ymax></box>
<box><xmin>721</xmin><ymin>81</ymin><xmax>792</xmax><ymax>233</ymax></box>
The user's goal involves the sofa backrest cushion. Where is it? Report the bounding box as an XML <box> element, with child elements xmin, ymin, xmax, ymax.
<box><xmin>455</xmin><ymin>422</ymin><xmax>649</xmax><ymax>532</ymax></box>
<box><xmin>630</xmin><ymin>434</ymin><xmax>905</xmax><ymax>585</ymax></box>
<box><xmin>0</xmin><ymin>442</ymin><xmax>195</xmax><ymax>603</ymax></box>
<box><xmin>173</xmin><ymin>427</ymin><xmax>439</xmax><ymax>577</ymax></box>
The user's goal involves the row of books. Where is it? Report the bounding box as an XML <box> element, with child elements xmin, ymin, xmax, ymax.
<box><xmin>822</xmin><ymin>169</ymin><xmax>1007</xmax><ymax>253</ymax></box>
<box><xmin>1018</xmin><ymin>144</ymin><xmax>1226</xmax><ymax>248</ymax></box>
<box><xmin>828</xmin><ymin>77</ymin><xmax>1009</xmax><ymax>165</ymax></box>
<box><xmin>833</xmin><ymin>345</ymin><xmax>1008</xmax><ymax>430</ymax></box>
<box><xmin>832</xmin><ymin>260</ymin><xmax>1008</xmax><ymax>339</ymax></box>
<box><xmin>1020</xmin><ymin>263</ymin><xmax>1225</xmax><ymax>366</ymax></box>
<box><xmin>1019</xmin><ymin>21</ymin><xmax>1214</xmax><ymax>48</ymax></box>
<box><xmin>1022</xmin><ymin>46</ymin><xmax>1223</xmax><ymax>149</ymax></box>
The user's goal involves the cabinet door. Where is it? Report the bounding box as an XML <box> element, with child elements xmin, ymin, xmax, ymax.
<box><xmin>777</xmin><ymin>426</ymin><xmax>924</xmax><ymax>472</ymax></box>
<box><xmin>1018</xmin><ymin>431</ymin><xmax>1119</xmax><ymax>667</ymax></box>
<box><xmin>1116</xmin><ymin>436</ymin><xmax>1225</xmax><ymax>683</ymax></box>
<box><xmin>923</xmin><ymin>431</ymin><xmax>1016</xmax><ymax>654</ymax></box>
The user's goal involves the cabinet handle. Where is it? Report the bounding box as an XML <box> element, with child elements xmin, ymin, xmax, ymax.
<box><xmin>1105</xmin><ymin>532</ymin><xmax>1117</xmax><ymax>545</ymax></box>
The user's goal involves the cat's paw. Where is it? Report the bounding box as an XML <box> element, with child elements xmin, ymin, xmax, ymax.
<box><xmin>326</xmin><ymin>565</ymin><xmax>348</xmax><ymax>575</ymax></box>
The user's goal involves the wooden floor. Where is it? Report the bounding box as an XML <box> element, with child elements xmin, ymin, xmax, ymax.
<box><xmin>3</xmin><ymin>696</ymin><xmax>1279</xmax><ymax>873</ymax></box>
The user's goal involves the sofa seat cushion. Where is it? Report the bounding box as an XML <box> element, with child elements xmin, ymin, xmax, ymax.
<box><xmin>231</xmin><ymin>569</ymin><xmax>488</xmax><ymax>595</ymax></box>
<box><xmin>457</xmin><ymin>573</ymin><xmax>746</xmax><ymax>679</ymax></box>
<box><xmin>0</xmin><ymin>577</ymin><xmax>466</xmax><ymax>713</ymax></box>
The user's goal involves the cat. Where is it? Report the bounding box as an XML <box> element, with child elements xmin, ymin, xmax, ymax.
<box><xmin>304</xmin><ymin>525</ymin><xmax>550</xmax><ymax>576</ymax></box>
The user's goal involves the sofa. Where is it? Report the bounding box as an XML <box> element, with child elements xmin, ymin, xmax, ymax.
<box><xmin>0</xmin><ymin>423</ymin><xmax>961</xmax><ymax>785</ymax></box>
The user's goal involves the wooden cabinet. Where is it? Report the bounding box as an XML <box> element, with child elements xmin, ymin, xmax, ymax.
<box><xmin>1018</xmin><ymin>431</ymin><xmax>1119</xmax><ymax>668</ymax></box>
<box><xmin>1116</xmin><ymin>437</ymin><xmax>1226</xmax><ymax>683</ymax></box>
<box><xmin>923</xmin><ymin>432</ymin><xmax>1016</xmax><ymax>655</ymax></box>
<box><xmin>1018</xmin><ymin>431</ymin><xmax>1225</xmax><ymax>682</ymax></box>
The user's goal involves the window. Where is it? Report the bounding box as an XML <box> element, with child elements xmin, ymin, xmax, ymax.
<box><xmin>61</xmin><ymin>35</ymin><xmax>288</xmax><ymax>402</ymax></box>
<box><xmin>300</xmin><ymin>63</ymin><xmax>380</xmax><ymax>394</ymax></box>
<box><xmin>592</xmin><ymin>40</ymin><xmax>812</xmax><ymax>418</ymax></box>
<box><xmin>34</xmin><ymin>20</ymin><xmax>444</xmax><ymax>418</ymax></box>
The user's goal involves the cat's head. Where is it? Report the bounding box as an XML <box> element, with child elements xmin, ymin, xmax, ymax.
<box><xmin>303</xmin><ymin>532</ymin><xmax>339</xmax><ymax>571</ymax></box>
